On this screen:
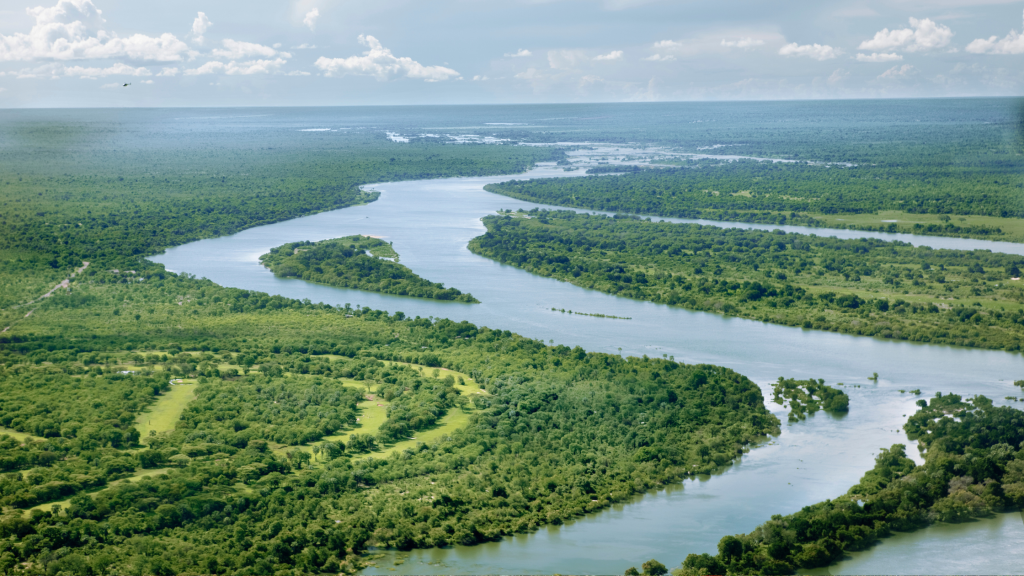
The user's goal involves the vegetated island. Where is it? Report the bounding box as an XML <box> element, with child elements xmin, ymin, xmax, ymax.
<box><xmin>772</xmin><ymin>377</ymin><xmax>849</xmax><ymax>421</ymax></box>
<box><xmin>260</xmin><ymin>236</ymin><xmax>479</xmax><ymax>303</ymax></box>
<box><xmin>655</xmin><ymin>392</ymin><xmax>1024</xmax><ymax>576</ymax></box>
<box><xmin>468</xmin><ymin>209</ymin><xmax>1024</xmax><ymax>352</ymax></box>
<box><xmin>484</xmin><ymin>151</ymin><xmax>1024</xmax><ymax>242</ymax></box>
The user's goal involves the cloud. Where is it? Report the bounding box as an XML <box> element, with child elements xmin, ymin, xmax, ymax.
<box><xmin>779</xmin><ymin>43</ymin><xmax>838</xmax><ymax>60</ymax></box>
<box><xmin>286</xmin><ymin>70</ymin><xmax>310</xmax><ymax>76</ymax></box>
<box><xmin>0</xmin><ymin>0</ymin><xmax>189</xmax><ymax>62</ymax></box>
<box><xmin>191</xmin><ymin>12</ymin><xmax>211</xmax><ymax>45</ymax></box>
<box><xmin>504</xmin><ymin>49</ymin><xmax>532</xmax><ymax>58</ymax></box>
<box><xmin>473</xmin><ymin>74</ymin><xmax>489</xmax><ymax>80</ymax></box>
<box><xmin>212</xmin><ymin>39</ymin><xmax>287</xmax><ymax>60</ymax></box>
<box><xmin>314</xmin><ymin>35</ymin><xmax>459</xmax><ymax>82</ymax></box>
<box><xmin>303</xmin><ymin>8</ymin><xmax>319</xmax><ymax>32</ymax></box>
<box><xmin>827</xmin><ymin>68</ymin><xmax>850</xmax><ymax>84</ymax></box>
<box><xmin>653</xmin><ymin>40</ymin><xmax>681</xmax><ymax>49</ymax></box>
<box><xmin>879</xmin><ymin>64</ymin><xmax>916</xmax><ymax>79</ymax></box>
<box><xmin>158</xmin><ymin>67</ymin><xmax>178</xmax><ymax>76</ymax></box>
<box><xmin>63</xmin><ymin>62</ymin><xmax>151</xmax><ymax>78</ymax></box>
<box><xmin>856</xmin><ymin>52</ymin><xmax>903</xmax><ymax>62</ymax></box>
<box><xmin>966</xmin><ymin>10</ymin><xmax>1024</xmax><ymax>54</ymax></box>
<box><xmin>859</xmin><ymin>18</ymin><xmax>954</xmax><ymax>52</ymax></box>
<box><xmin>721</xmin><ymin>37</ymin><xmax>764</xmax><ymax>48</ymax></box>
<box><xmin>643</xmin><ymin>53</ymin><xmax>675</xmax><ymax>62</ymax></box>
<box><xmin>548</xmin><ymin>49</ymin><xmax>587</xmax><ymax>69</ymax></box>
<box><xmin>593</xmin><ymin>50</ymin><xmax>623</xmax><ymax>61</ymax></box>
<box><xmin>184</xmin><ymin>58</ymin><xmax>288</xmax><ymax>75</ymax></box>
<box><xmin>292</xmin><ymin>43</ymin><xmax>316</xmax><ymax>50</ymax></box>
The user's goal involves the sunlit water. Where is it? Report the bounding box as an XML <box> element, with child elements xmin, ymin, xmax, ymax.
<box><xmin>151</xmin><ymin>164</ymin><xmax>1024</xmax><ymax>574</ymax></box>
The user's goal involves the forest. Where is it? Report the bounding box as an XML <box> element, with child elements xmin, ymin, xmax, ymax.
<box><xmin>658</xmin><ymin>393</ymin><xmax>1024</xmax><ymax>575</ymax></box>
<box><xmin>468</xmin><ymin>210</ymin><xmax>1024</xmax><ymax>352</ymax></box>
<box><xmin>484</xmin><ymin>156</ymin><xmax>1023</xmax><ymax>241</ymax></box>
<box><xmin>260</xmin><ymin>237</ymin><xmax>478</xmax><ymax>303</ymax></box>
<box><xmin>0</xmin><ymin>257</ymin><xmax>779</xmax><ymax>574</ymax></box>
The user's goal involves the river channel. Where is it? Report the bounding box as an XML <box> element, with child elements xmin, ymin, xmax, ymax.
<box><xmin>152</xmin><ymin>163</ymin><xmax>1024</xmax><ymax>574</ymax></box>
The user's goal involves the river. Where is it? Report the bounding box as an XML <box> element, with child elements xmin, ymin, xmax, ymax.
<box><xmin>152</xmin><ymin>163</ymin><xmax>1024</xmax><ymax>575</ymax></box>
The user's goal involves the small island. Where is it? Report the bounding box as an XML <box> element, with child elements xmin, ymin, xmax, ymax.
<box><xmin>260</xmin><ymin>236</ymin><xmax>480</xmax><ymax>303</ymax></box>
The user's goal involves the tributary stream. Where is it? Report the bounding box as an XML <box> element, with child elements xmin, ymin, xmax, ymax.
<box><xmin>152</xmin><ymin>164</ymin><xmax>1024</xmax><ymax>575</ymax></box>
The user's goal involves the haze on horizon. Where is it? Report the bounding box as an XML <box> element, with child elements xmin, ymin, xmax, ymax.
<box><xmin>0</xmin><ymin>0</ymin><xmax>1022</xmax><ymax>108</ymax></box>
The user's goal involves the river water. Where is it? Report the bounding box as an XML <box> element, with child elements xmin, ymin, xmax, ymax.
<box><xmin>152</xmin><ymin>164</ymin><xmax>1024</xmax><ymax>575</ymax></box>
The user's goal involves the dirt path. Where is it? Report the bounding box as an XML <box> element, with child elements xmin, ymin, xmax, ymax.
<box><xmin>2</xmin><ymin>261</ymin><xmax>90</xmax><ymax>335</ymax></box>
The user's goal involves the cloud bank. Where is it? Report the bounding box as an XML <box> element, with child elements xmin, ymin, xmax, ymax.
<box><xmin>315</xmin><ymin>35</ymin><xmax>460</xmax><ymax>82</ymax></box>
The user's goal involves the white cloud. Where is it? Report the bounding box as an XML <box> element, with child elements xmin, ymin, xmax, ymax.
<box><xmin>303</xmin><ymin>8</ymin><xmax>319</xmax><ymax>32</ymax></box>
<box><xmin>653</xmin><ymin>40</ymin><xmax>682</xmax><ymax>49</ymax></box>
<box><xmin>292</xmin><ymin>43</ymin><xmax>316</xmax><ymax>50</ymax></box>
<box><xmin>158</xmin><ymin>66</ymin><xmax>178</xmax><ymax>76</ymax></box>
<box><xmin>504</xmin><ymin>49</ymin><xmax>532</xmax><ymax>58</ymax></box>
<box><xmin>0</xmin><ymin>0</ymin><xmax>189</xmax><ymax>62</ymax></box>
<box><xmin>184</xmin><ymin>58</ymin><xmax>288</xmax><ymax>75</ymax></box>
<box><xmin>63</xmin><ymin>62</ymin><xmax>151</xmax><ymax>78</ymax></box>
<box><xmin>856</xmin><ymin>52</ymin><xmax>903</xmax><ymax>62</ymax></box>
<box><xmin>593</xmin><ymin>50</ymin><xmax>623</xmax><ymax>61</ymax></box>
<box><xmin>139</xmin><ymin>79</ymin><xmax>152</xmax><ymax>84</ymax></box>
<box><xmin>827</xmin><ymin>68</ymin><xmax>850</xmax><ymax>84</ymax></box>
<box><xmin>191</xmin><ymin>12</ymin><xmax>211</xmax><ymax>45</ymax></box>
<box><xmin>548</xmin><ymin>49</ymin><xmax>587</xmax><ymax>69</ymax></box>
<box><xmin>643</xmin><ymin>53</ymin><xmax>675</xmax><ymax>62</ymax></box>
<box><xmin>859</xmin><ymin>18</ymin><xmax>954</xmax><ymax>52</ymax></box>
<box><xmin>879</xmin><ymin>64</ymin><xmax>916</xmax><ymax>79</ymax></box>
<box><xmin>212</xmin><ymin>39</ymin><xmax>287</xmax><ymax>60</ymax></box>
<box><xmin>472</xmin><ymin>74</ymin><xmax>489</xmax><ymax>80</ymax></box>
<box><xmin>314</xmin><ymin>35</ymin><xmax>459</xmax><ymax>82</ymax></box>
<box><xmin>286</xmin><ymin>70</ymin><xmax>310</xmax><ymax>76</ymax></box>
<box><xmin>966</xmin><ymin>10</ymin><xmax>1024</xmax><ymax>54</ymax></box>
<box><xmin>779</xmin><ymin>43</ymin><xmax>838</xmax><ymax>60</ymax></box>
<box><xmin>721</xmin><ymin>37</ymin><xmax>764</xmax><ymax>48</ymax></box>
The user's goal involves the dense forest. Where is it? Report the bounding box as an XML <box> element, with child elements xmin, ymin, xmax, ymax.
<box><xmin>663</xmin><ymin>393</ymin><xmax>1024</xmax><ymax>575</ymax></box>
<box><xmin>260</xmin><ymin>237</ymin><xmax>478</xmax><ymax>303</ymax></box>
<box><xmin>469</xmin><ymin>210</ymin><xmax>1024</xmax><ymax>351</ymax></box>
<box><xmin>0</xmin><ymin>258</ymin><xmax>779</xmax><ymax>574</ymax></box>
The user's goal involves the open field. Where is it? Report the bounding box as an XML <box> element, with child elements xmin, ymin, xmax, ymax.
<box><xmin>136</xmin><ymin>381</ymin><xmax>198</xmax><ymax>440</ymax></box>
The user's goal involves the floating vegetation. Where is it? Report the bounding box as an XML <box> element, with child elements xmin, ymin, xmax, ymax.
<box><xmin>551</xmin><ymin>307</ymin><xmax>631</xmax><ymax>320</ymax></box>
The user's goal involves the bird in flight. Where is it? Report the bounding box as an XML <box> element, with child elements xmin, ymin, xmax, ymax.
<box><xmin>123</xmin><ymin>83</ymin><xmax>131</xmax><ymax>87</ymax></box>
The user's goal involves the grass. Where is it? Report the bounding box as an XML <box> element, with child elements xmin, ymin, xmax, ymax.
<box><xmin>136</xmin><ymin>380</ymin><xmax>198</xmax><ymax>441</ymax></box>
<box><xmin>816</xmin><ymin>210</ymin><xmax>1024</xmax><ymax>242</ymax></box>
<box><xmin>26</xmin><ymin>468</ymin><xmax>172</xmax><ymax>515</ymax></box>
<box><xmin>289</xmin><ymin>361</ymin><xmax>490</xmax><ymax>465</ymax></box>
<box><xmin>0</xmin><ymin>426</ymin><xmax>41</xmax><ymax>443</ymax></box>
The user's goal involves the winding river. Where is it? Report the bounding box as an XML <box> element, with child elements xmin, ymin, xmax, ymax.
<box><xmin>152</xmin><ymin>163</ymin><xmax>1024</xmax><ymax>575</ymax></box>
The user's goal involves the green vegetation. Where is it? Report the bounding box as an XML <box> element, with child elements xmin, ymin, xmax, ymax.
<box><xmin>666</xmin><ymin>393</ymin><xmax>1024</xmax><ymax>575</ymax></box>
<box><xmin>136</xmin><ymin>383</ymin><xmax>196</xmax><ymax>440</ymax></box>
<box><xmin>469</xmin><ymin>210</ymin><xmax>1024</xmax><ymax>351</ymax></box>
<box><xmin>260</xmin><ymin>236</ymin><xmax>478</xmax><ymax>303</ymax></box>
<box><xmin>485</xmin><ymin>152</ymin><xmax>1024</xmax><ymax>241</ymax></box>
<box><xmin>771</xmin><ymin>378</ymin><xmax>849</xmax><ymax>421</ymax></box>
<box><xmin>0</xmin><ymin>260</ymin><xmax>777</xmax><ymax>574</ymax></box>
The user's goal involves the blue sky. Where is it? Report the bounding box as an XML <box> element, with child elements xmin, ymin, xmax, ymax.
<box><xmin>0</xmin><ymin>0</ymin><xmax>1022</xmax><ymax>107</ymax></box>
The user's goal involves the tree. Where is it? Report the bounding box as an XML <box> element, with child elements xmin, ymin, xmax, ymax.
<box><xmin>641</xmin><ymin>559</ymin><xmax>667</xmax><ymax>576</ymax></box>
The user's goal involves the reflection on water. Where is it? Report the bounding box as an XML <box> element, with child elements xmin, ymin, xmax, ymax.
<box><xmin>151</xmin><ymin>166</ymin><xmax>1024</xmax><ymax>575</ymax></box>
<box><xmin>801</xmin><ymin>512</ymin><xmax>1024</xmax><ymax>575</ymax></box>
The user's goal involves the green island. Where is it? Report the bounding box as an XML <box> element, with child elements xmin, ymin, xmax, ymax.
<box><xmin>485</xmin><ymin>150</ymin><xmax>1024</xmax><ymax>242</ymax></box>
<box><xmin>771</xmin><ymin>378</ymin><xmax>849</xmax><ymax>421</ymax></box>
<box><xmin>260</xmin><ymin>236</ymin><xmax>478</xmax><ymax>303</ymax></box>
<box><xmin>468</xmin><ymin>210</ymin><xmax>1024</xmax><ymax>351</ymax></box>
<box><xmin>646</xmin><ymin>393</ymin><xmax>1024</xmax><ymax>575</ymax></box>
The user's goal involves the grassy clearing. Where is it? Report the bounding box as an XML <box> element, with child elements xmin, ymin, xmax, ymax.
<box><xmin>816</xmin><ymin>210</ymin><xmax>1024</xmax><ymax>242</ymax></box>
<box><xmin>136</xmin><ymin>381</ymin><xmax>197</xmax><ymax>441</ymax></box>
<box><xmin>0</xmin><ymin>427</ymin><xmax>41</xmax><ymax>443</ymax></box>
<box><xmin>26</xmin><ymin>468</ymin><xmax>172</xmax><ymax>515</ymax></box>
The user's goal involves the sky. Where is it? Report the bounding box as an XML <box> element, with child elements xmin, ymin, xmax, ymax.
<box><xmin>0</xmin><ymin>0</ymin><xmax>1022</xmax><ymax>107</ymax></box>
